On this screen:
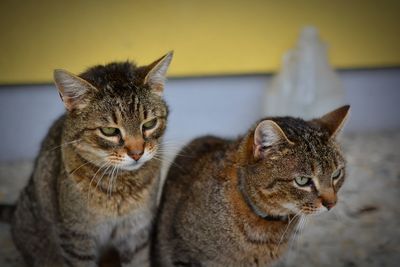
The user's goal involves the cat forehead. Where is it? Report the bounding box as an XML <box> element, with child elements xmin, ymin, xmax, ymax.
<box><xmin>80</xmin><ymin>62</ymin><xmax>147</xmax><ymax>90</ymax></box>
<box><xmin>270</xmin><ymin>118</ymin><xmax>343</xmax><ymax>170</ymax></box>
<box><xmin>100</xmin><ymin>93</ymin><xmax>160</xmax><ymax>115</ymax></box>
<box><xmin>92</xmin><ymin>79</ymin><xmax>147</xmax><ymax>97</ymax></box>
<box><xmin>292</xmin><ymin>141</ymin><xmax>344</xmax><ymax>176</ymax></box>
<box><xmin>94</xmin><ymin>89</ymin><xmax>165</xmax><ymax>122</ymax></box>
<box><xmin>271</xmin><ymin>117</ymin><xmax>329</xmax><ymax>141</ymax></box>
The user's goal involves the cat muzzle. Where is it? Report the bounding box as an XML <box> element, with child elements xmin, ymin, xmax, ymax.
<box><xmin>128</xmin><ymin>150</ymin><xmax>144</xmax><ymax>161</ymax></box>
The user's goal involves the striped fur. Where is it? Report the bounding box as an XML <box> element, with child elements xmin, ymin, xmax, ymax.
<box><xmin>11</xmin><ymin>52</ymin><xmax>173</xmax><ymax>267</ymax></box>
<box><xmin>153</xmin><ymin>106</ymin><xmax>349</xmax><ymax>267</ymax></box>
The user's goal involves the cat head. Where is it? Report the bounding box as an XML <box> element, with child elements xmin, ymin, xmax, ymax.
<box><xmin>242</xmin><ymin>105</ymin><xmax>350</xmax><ymax>217</ymax></box>
<box><xmin>54</xmin><ymin>51</ymin><xmax>173</xmax><ymax>171</ymax></box>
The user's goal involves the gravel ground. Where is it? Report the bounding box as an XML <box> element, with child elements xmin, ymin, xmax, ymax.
<box><xmin>0</xmin><ymin>132</ymin><xmax>399</xmax><ymax>267</ymax></box>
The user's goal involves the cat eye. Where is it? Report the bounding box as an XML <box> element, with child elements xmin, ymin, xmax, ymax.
<box><xmin>294</xmin><ymin>176</ymin><xmax>313</xmax><ymax>187</ymax></box>
<box><xmin>142</xmin><ymin>118</ymin><xmax>157</xmax><ymax>131</ymax></box>
<box><xmin>331</xmin><ymin>168</ymin><xmax>343</xmax><ymax>180</ymax></box>
<box><xmin>100</xmin><ymin>127</ymin><xmax>120</xmax><ymax>137</ymax></box>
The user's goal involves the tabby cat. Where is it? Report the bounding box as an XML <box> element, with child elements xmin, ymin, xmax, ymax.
<box><xmin>152</xmin><ymin>105</ymin><xmax>350</xmax><ymax>267</ymax></box>
<box><xmin>11</xmin><ymin>52</ymin><xmax>173</xmax><ymax>267</ymax></box>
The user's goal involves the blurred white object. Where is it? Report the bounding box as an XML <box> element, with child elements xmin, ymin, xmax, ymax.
<box><xmin>264</xmin><ymin>26</ymin><xmax>345</xmax><ymax>119</ymax></box>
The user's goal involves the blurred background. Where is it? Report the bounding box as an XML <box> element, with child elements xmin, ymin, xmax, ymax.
<box><xmin>0</xmin><ymin>1</ymin><xmax>399</xmax><ymax>266</ymax></box>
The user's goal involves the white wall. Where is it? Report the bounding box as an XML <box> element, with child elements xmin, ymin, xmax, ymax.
<box><xmin>0</xmin><ymin>68</ymin><xmax>399</xmax><ymax>161</ymax></box>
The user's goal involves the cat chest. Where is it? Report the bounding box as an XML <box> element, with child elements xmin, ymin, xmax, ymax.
<box><xmin>93</xmin><ymin>204</ymin><xmax>153</xmax><ymax>247</ymax></box>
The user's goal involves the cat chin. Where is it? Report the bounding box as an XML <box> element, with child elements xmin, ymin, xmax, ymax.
<box><xmin>301</xmin><ymin>206</ymin><xmax>329</xmax><ymax>215</ymax></box>
<box><xmin>314</xmin><ymin>206</ymin><xmax>329</xmax><ymax>214</ymax></box>
<box><xmin>119</xmin><ymin>161</ymin><xmax>145</xmax><ymax>171</ymax></box>
<box><xmin>117</xmin><ymin>152</ymin><xmax>155</xmax><ymax>171</ymax></box>
<box><xmin>281</xmin><ymin>203</ymin><xmax>301</xmax><ymax>215</ymax></box>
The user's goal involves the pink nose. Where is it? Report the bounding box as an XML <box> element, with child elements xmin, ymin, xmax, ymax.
<box><xmin>128</xmin><ymin>150</ymin><xmax>143</xmax><ymax>161</ymax></box>
<box><xmin>322</xmin><ymin>199</ymin><xmax>336</xmax><ymax>210</ymax></box>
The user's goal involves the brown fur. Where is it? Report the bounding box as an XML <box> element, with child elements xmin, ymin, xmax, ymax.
<box><xmin>153</xmin><ymin>106</ymin><xmax>350</xmax><ymax>267</ymax></box>
<box><xmin>11</xmin><ymin>52</ymin><xmax>173</xmax><ymax>267</ymax></box>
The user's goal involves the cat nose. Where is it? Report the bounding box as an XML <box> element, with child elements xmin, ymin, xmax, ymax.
<box><xmin>125</xmin><ymin>136</ymin><xmax>144</xmax><ymax>161</ymax></box>
<box><xmin>319</xmin><ymin>188</ymin><xmax>337</xmax><ymax>210</ymax></box>
<box><xmin>128</xmin><ymin>150</ymin><xmax>144</xmax><ymax>161</ymax></box>
<box><xmin>321</xmin><ymin>199</ymin><xmax>336</xmax><ymax>210</ymax></box>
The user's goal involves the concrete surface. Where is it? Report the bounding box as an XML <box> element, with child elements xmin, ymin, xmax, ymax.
<box><xmin>0</xmin><ymin>131</ymin><xmax>399</xmax><ymax>267</ymax></box>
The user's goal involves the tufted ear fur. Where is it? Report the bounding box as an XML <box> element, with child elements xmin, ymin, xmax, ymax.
<box><xmin>143</xmin><ymin>51</ymin><xmax>174</xmax><ymax>96</ymax></box>
<box><xmin>253</xmin><ymin>120</ymin><xmax>294</xmax><ymax>159</ymax></box>
<box><xmin>316</xmin><ymin>105</ymin><xmax>350</xmax><ymax>139</ymax></box>
<box><xmin>54</xmin><ymin>69</ymin><xmax>97</xmax><ymax>111</ymax></box>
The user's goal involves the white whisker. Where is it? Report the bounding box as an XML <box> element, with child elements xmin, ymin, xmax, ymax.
<box><xmin>288</xmin><ymin>215</ymin><xmax>308</xmax><ymax>258</ymax></box>
<box><xmin>275</xmin><ymin>210</ymin><xmax>302</xmax><ymax>254</ymax></box>
<box><xmin>107</xmin><ymin>166</ymin><xmax>115</xmax><ymax>198</ymax></box>
<box><xmin>87</xmin><ymin>161</ymin><xmax>110</xmax><ymax>204</ymax></box>
<box><xmin>156</xmin><ymin>148</ymin><xmax>193</xmax><ymax>159</ymax></box>
<box><xmin>161</xmin><ymin>139</ymin><xmax>187</xmax><ymax>146</ymax></box>
<box><xmin>95</xmin><ymin>164</ymin><xmax>113</xmax><ymax>194</ymax></box>
<box><xmin>110</xmin><ymin>166</ymin><xmax>118</xmax><ymax>197</ymax></box>
<box><xmin>68</xmin><ymin>160</ymin><xmax>93</xmax><ymax>176</ymax></box>
<box><xmin>47</xmin><ymin>139</ymin><xmax>82</xmax><ymax>152</ymax></box>
<box><xmin>112</xmin><ymin>166</ymin><xmax>120</xmax><ymax>196</ymax></box>
<box><xmin>152</xmin><ymin>155</ymin><xmax>184</xmax><ymax>171</ymax></box>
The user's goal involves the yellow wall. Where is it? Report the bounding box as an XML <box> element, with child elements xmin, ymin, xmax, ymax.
<box><xmin>0</xmin><ymin>0</ymin><xmax>399</xmax><ymax>84</ymax></box>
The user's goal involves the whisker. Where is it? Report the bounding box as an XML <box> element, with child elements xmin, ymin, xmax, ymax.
<box><xmin>158</xmin><ymin>144</ymin><xmax>184</xmax><ymax>150</ymax></box>
<box><xmin>46</xmin><ymin>139</ymin><xmax>82</xmax><ymax>152</ymax></box>
<box><xmin>68</xmin><ymin>160</ymin><xmax>93</xmax><ymax>176</ymax></box>
<box><xmin>159</xmin><ymin>141</ymin><xmax>192</xmax><ymax>155</ymax></box>
<box><xmin>108</xmin><ymin>166</ymin><xmax>117</xmax><ymax>198</ymax></box>
<box><xmin>157</xmin><ymin>143</ymin><xmax>187</xmax><ymax>152</ymax></box>
<box><xmin>108</xmin><ymin>166</ymin><xmax>114</xmax><ymax>198</ymax></box>
<box><xmin>152</xmin><ymin>155</ymin><xmax>184</xmax><ymax>171</ymax></box>
<box><xmin>161</xmin><ymin>139</ymin><xmax>187</xmax><ymax>146</ymax></box>
<box><xmin>156</xmin><ymin>148</ymin><xmax>193</xmax><ymax>159</ymax></box>
<box><xmin>112</xmin><ymin>166</ymin><xmax>120</xmax><ymax>196</ymax></box>
<box><xmin>288</xmin><ymin>215</ymin><xmax>308</xmax><ymax>257</ymax></box>
<box><xmin>275</xmin><ymin>210</ymin><xmax>302</xmax><ymax>254</ymax></box>
<box><xmin>95</xmin><ymin>164</ymin><xmax>113</xmax><ymax>194</ymax></box>
<box><xmin>109</xmin><ymin>166</ymin><xmax>116</xmax><ymax>198</ymax></box>
<box><xmin>87</xmin><ymin>161</ymin><xmax>110</xmax><ymax>203</ymax></box>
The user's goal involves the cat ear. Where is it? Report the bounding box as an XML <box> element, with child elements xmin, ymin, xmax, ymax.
<box><xmin>317</xmin><ymin>105</ymin><xmax>350</xmax><ymax>139</ymax></box>
<box><xmin>54</xmin><ymin>69</ymin><xmax>97</xmax><ymax>111</ymax></box>
<box><xmin>143</xmin><ymin>51</ymin><xmax>173</xmax><ymax>96</ymax></box>
<box><xmin>253</xmin><ymin>120</ymin><xmax>294</xmax><ymax>159</ymax></box>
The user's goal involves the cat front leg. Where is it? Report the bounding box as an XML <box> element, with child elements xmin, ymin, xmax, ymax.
<box><xmin>113</xmin><ymin>225</ymin><xmax>151</xmax><ymax>267</ymax></box>
<box><xmin>118</xmin><ymin>240</ymin><xmax>150</xmax><ymax>267</ymax></box>
<box><xmin>57</xmin><ymin>227</ymin><xmax>99</xmax><ymax>267</ymax></box>
<box><xmin>59</xmin><ymin>244</ymin><xmax>98</xmax><ymax>267</ymax></box>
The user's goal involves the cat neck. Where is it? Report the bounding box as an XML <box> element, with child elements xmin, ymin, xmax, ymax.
<box><xmin>227</xmin><ymin>164</ymin><xmax>298</xmax><ymax>247</ymax></box>
<box><xmin>231</xmin><ymin>133</ymin><xmax>291</xmax><ymax>222</ymax></box>
<box><xmin>237</xmin><ymin>167</ymin><xmax>290</xmax><ymax>222</ymax></box>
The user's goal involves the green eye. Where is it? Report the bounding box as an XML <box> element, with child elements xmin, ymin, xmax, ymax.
<box><xmin>294</xmin><ymin>176</ymin><xmax>312</xmax><ymax>187</ymax></box>
<box><xmin>142</xmin><ymin>118</ymin><xmax>157</xmax><ymax>130</ymax></box>
<box><xmin>332</xmin><ymin>168</ymin><xmax>342</xmax><ymax>180</ymax></box>
<box><xmin>100</xmin><ymin>127</ymin><xmax>119</xmax><ymax>136</ymax></box>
